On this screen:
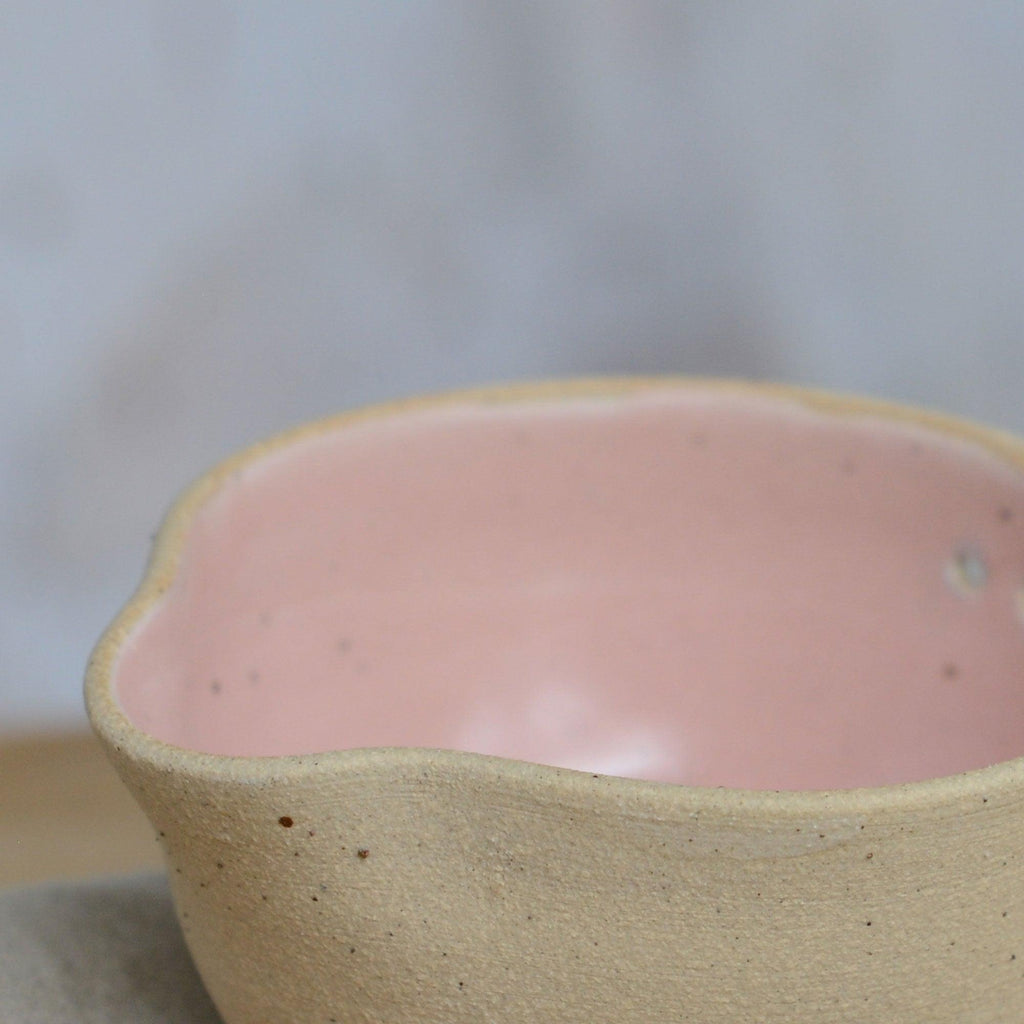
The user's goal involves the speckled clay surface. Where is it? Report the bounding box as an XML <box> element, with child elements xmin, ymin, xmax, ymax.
<box><xmin>87</xmin><ymin>379</ymin><xmax>1024</xmax><ymax>1023</ymax></box>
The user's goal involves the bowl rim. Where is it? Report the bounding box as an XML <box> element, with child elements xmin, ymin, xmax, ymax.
<box><xmin>85</xmin><ymin>375</ymin><xmax>1024</xmax><ymax>820</ymax></box>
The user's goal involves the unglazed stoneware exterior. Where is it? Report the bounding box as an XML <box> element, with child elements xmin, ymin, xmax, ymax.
<box><xmin>87</xmin><ymin>379</ymin><xmax>1024</xmax><ymax>1024</ymax></box>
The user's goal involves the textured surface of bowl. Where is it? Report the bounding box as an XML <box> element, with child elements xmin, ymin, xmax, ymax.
<box><xmin>87</xmin><ymin>379</ymin><xmax>1024</xmax><ymax>1023</ymax></box>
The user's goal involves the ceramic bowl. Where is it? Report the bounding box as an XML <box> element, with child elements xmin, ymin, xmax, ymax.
<box><xmin>87</xmin><ymin>379</ymin><xmax>1024</xmax><ymax>1023</ymax></box>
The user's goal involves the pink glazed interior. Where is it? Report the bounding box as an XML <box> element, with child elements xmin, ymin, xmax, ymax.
<box><xmin>115</xmin><ymin>389</ymin><xmax>1024</xmax><ymax>790</ymax></box>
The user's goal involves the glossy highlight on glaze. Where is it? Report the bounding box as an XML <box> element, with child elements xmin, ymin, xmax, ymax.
<box><xmin>114</xmin><ymin>387</ymin><xmax>1024</xmax><ymax>790</ymax></box>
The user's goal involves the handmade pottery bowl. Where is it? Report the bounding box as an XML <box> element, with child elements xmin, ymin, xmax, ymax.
<box><xmin>87</xmin><ymin>379</ymin><xmax>1024</xmax><ymax>1023</ymax></box>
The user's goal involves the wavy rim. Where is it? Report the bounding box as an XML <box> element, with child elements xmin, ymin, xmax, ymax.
<box><xmin>85</xmin><ymin>376</ymin><xmax>1024</xmax><ymax>818</ymax></box>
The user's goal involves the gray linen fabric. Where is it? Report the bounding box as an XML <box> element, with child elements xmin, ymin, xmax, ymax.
<box><xmin>0</xmin><ymin>873</ymin><xmax>221</xmax><ymax>1023</ymax></box>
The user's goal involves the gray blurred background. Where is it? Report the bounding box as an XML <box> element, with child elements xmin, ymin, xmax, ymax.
<box><xmin>3</xmin><ymin>2</ymin><xmax>1024</xmax><ymax>732</ymax></box>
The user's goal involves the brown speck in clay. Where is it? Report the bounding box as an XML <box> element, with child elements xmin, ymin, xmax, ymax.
<box><xmin>943</xmin><ymin>662</ymin><xmax>959</xmax><ymax>679</ymax></box>
<box><xmin>279</xmin><ymin>816</ymin><xmax>294</xmax><ymax>828</ymax></box>
<box><xmin>210</xmin><ymin>679</ymin><xmax>222</xmax><ymax>695</ymax></box>
<box><xmin>999</xmin><ymin>507</ymin><xmax>1014</xmax><ymax>523</ymax></box>
<box><xmin>357</xmin><ymin>848</ymin><xmax>370</xmax><ymax>859</ymax></box>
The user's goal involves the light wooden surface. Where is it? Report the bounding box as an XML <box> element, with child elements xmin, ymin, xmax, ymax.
<box><xmin>0</xmin><ymin>732</ymin><xmax>163</xmax><ymax>889</ymax></box>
